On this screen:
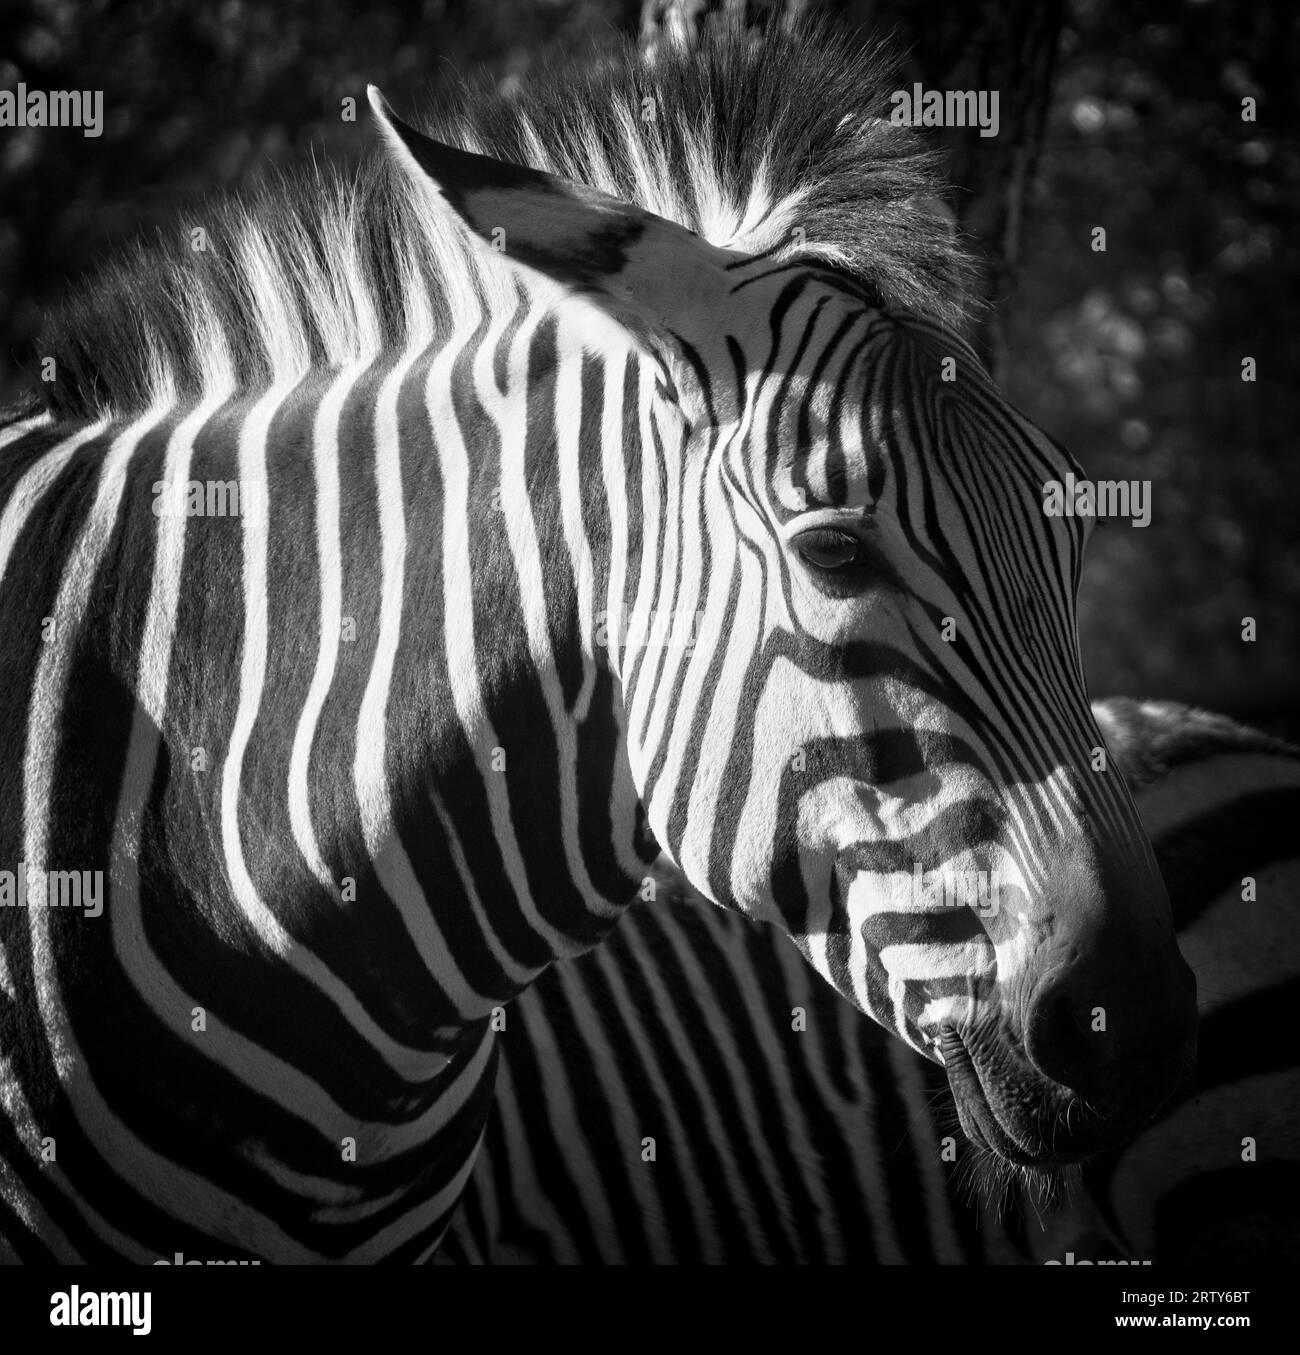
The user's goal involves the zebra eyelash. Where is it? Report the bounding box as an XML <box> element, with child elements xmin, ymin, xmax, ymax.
<box><xmin>792</xmin><ymin>526</ymin><xmax>865</xmax><ymax>571</ymax></box>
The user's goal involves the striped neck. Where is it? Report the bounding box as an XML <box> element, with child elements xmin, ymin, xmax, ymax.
<box><xmin>3</xmin><ymin>285</ymin><xmax>669</xmax><ymax>1042</ymax></box>
<box><xmin>202</xmin><ymin>290</ymin><xmax>668</xmax><ymax>1024</ymax></box>
<box><xmin>0</xmin><ymin>279</ymin><xmax>678</xmax><ymax>1258</ymax></box>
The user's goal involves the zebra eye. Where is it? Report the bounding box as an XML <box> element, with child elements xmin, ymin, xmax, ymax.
<box><xmin>794</xmin><ymin>528</ymin><xmax>863</xmax><ymax>571</ymax></box>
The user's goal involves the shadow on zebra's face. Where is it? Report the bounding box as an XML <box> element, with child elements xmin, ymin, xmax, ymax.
<box><xmin>630</xmin><ymin>291</ymin><xmax>1199</xmax><ymax>1170</ymax></box>
<box><xmin>368</xmin><ymin>99</ymin><xmax>1197</xmax><ymax>1170</ymax></box>
<box><xmin>741</xmin><ymin>307</ymin><xmax>1198</xmax><ymax>1169</ymax></box>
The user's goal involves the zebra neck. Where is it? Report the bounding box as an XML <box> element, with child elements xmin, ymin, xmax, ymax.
<box><xmin>190</xmin><ymin>325</ymin><xmax>659</xmax><ymax>1024</ymax></box>
<box><xmin>2</xmin><ymin>361</ymin><xmax>654</xmax><ymax>1023</ymax></box>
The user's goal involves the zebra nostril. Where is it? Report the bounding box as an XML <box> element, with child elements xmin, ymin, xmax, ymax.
<box><xmin>1024</xmin><ymin>942</ymin><xmax>1198</xmax><ymax>1119</ymax></box>
<box><xmin>1025</xmin><ymin>979</ymin><xmax>1102</xmax><ymax>1095</ymax></box>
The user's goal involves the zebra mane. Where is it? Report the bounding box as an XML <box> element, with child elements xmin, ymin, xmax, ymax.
<box><xmin>1097</xmin><ymin>697</ymin><xmax>1300</xmax><ymax>788</ymax></box>
<box><xmin>36</xmin><ymin>18</ymin><xmax>976</xmax><ymax>421</ymax></box>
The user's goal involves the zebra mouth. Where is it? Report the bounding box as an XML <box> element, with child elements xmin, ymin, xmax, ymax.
<box><xmin>939</xmin><ymin>1023</ymin><xmax>1087</xmax><ymax>1168</ymax></box>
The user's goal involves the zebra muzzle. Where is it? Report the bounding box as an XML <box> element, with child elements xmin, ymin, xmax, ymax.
<box><xmin>938</xmin><ymin>1021</ymin><xmax>1093</xmax><ymax>1168</ymax></box>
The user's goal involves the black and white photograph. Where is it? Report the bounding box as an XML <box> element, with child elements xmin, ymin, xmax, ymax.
<box><xmin>0</xmin><ymin>0</ymin><xmax>1295</xmax><ymax>1323</ymax></box>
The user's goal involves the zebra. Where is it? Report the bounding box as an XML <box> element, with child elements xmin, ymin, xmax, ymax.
<box><xmin>1051</xmin><ymin>698</ymin><xmax>1300</xmax><ymax>1266</ymax></box>
<box><xmin>0</xmin><ymin>22</ymin><xmax>1194</xmax><ymax>1263</ymax></box>
<box><xmin>440</xmin><ymin>698</ymin><xmax>1300</xmax><ymax>1264</ymax></box>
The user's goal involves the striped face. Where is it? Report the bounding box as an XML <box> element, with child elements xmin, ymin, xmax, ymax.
<box><xmin>615</xmin><ymin>272</ymin><xmax>1197</xmax><ymax>1166</ymax></box>
<box><xmin>376</xmin><ymin>101</ymin><xmax>1196</xmax><ymax>1167</ymax></box>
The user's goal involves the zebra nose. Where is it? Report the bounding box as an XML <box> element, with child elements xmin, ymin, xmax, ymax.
<box><xmin>1023</xmin><ymin>953</ymin><xmax>1197</xmax><ymax>1112</ymax></box>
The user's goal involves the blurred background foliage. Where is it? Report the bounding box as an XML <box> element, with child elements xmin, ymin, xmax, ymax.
<box><xmin>1</xmin><ymin>0</ymin><xmax>1296</xmax><ymax>728</ymax></box>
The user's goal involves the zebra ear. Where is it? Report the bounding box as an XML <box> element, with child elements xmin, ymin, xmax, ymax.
<box><xmin>367</xmin><ymin>86</ymin><xmax>735</xmax><ymax>341</ymax></box>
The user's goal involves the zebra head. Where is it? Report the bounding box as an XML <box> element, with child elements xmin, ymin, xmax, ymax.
<box><xmin>370</xmin><ymin>88</ymin><xmax>1196</xmax><ymax>1168</ymax></box>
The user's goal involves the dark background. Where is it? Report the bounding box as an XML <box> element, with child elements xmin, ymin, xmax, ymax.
<box><xmin>2</xmin><ymin>0</ymin><xmax>1296</xmax><ymax>730</ymax></box>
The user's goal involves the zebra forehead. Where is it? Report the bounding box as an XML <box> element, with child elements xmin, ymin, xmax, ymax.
<box><xmin>34</xmin><ymin>19</ymin><xmax>976</xmax><ymax>423</ymax></box>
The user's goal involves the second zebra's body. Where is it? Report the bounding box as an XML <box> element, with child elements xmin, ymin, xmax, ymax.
<box><xmin>1061</xmin><ymin>699</ymin><xmax>1300</xmax><ymax>1265</ymax></box>
<box><xmin>443</xmin><ymin>698</ymin><xmax>1300</xmax><ymax>1264</ymax></box>
<box><xmin>439</xmin><ymin>876</ymin><xmax>1010</xmax><ymax>1265</ymax></box>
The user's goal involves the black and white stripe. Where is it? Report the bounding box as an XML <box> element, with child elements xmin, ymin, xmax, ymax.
<box><xmin>438</xmin><ymin>872</ymin><xmax>1022</xmax><ymax>1265</ymax></box>
<box><xmin>1052</xmin><ymin>698</ymin><xmax>1300</xmax><ymax>1265</ymax></box>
